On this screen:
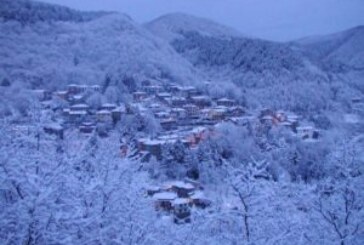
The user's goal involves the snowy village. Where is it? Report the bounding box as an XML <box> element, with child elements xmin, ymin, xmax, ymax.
<box><xmin>33</xmin><ymin>81</ymin><xmax>320</xmax><ymax>155</ymax></box>
<box><xmin>8</xmin><ymin>79</ymin><xmax>327</xmax><ymax>224</ymax></box>
<box><xmin>1</xmin><ymin>0</ymin><xmax>364</xmax><ymax>244</ymax></box>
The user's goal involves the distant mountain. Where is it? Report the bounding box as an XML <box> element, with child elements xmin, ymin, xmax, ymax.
<box><xmin>0</xmin><ymin>1</ymin><xmax>200</xmax><ymax>91</ymax></box>
<box><xmin>293</xmin><ymin>26</ymin><xmax>364</xmax><ymax>95</ymax></box>
<box><xmin>0</xmin><ymin>0</ymin><xmax>111</xmax><ymax>24</ymax></box>
<box><xmin>146</xmin><ymin>13</ymin><xmax>320</xmax><ymax>78</ymax></box>
<box><xmin>0</xmin><ymin>1</ymin><xmax>362</xmax><ymax>114</ymax></box>
<box><xmin>145</xmin><ymin>13</ymin><xmax>242</xmax><ymax>42</ymax></box>
<box><xmin>296</xmin><ymin>26</ymin><xmax>364</xmax><ymax>72</ymax></box>
<box><xmin>145</xmin><ymin>13</ymin><xmax>336</xmax><ymax>112</ymax></box>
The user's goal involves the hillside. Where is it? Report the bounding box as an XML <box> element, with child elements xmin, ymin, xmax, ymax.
<box><xmin>145</xmin><ymin>12</ymin><xmax>242</xmax><ymax>42</ymax></box>
<box><xmin>146</xmin><ymin>15</ymin><xmax>332</xmax><ymax>113</ymax></box>
<box><xmin>0</xmin><ymin>1</ymin><xmax>201</xmax><ymax>91</ymax></box>
<box><xmin>296</xmin><ymin>26</ymin><xmax>364</xmax><ymax>69</ymax></box>
<box><xmin>294</xmin><ymin>26</ymin><xmax>364</xmax><ymax>95</ymax></box>
<box><xmin>0</xmin><ymin>2</ymin><xmax>363</xmax><ymax>114</ymax></box>
<box><xmin>0</xmin><ymin>0</ymin><xmax>110</xmax><ymax>23</ymax></box>
<box><xmin>146</xmin><ymin>14</ymin><xmax>364</xmax><ymax>112</ymax></box>
<box><xmin>1</xmin><ymin>2</ymin><xmax>363</xmax><ymax>245</ymax></box>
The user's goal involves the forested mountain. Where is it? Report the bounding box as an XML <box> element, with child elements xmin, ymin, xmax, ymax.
<box><xmin>0</xmin><ymin>0</ymin><xmax>200</xmax><ymax>92</ymax></box>
<box><xmin>146</xmin><ymin>14</ymin><xmax>364</xmax><ymax>114</ymax></box>
<box><xmin>145</xmin><ymin>12</ymin><xmax>242</xmax><ymax>41</ymax></box>
<box><xmin>295</xmin><ymin>26</ymin><xmax>364</xmax><ymax>95</ymax></box>
<box><xmin>1</xmin><ymin>1</ymin><xmax>363</xmax><ymax>114</ymax></box>
<box><xmin>0</xmin><ymin>1</ymin><xmax>363</xmax><ymax>245</ymax></box>
<box><xmin>0</xmin><ymin>0</ymin><xmax>110</xmax><ymax>23</ymax></box>
<box><xmin>296</xmin><ymin>26</ymin><xmax>364</xmax><ymax>71</ymax></box>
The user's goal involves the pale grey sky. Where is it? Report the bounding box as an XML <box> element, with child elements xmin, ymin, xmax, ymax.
<box><xmin>41</xmin><ymin>0</ymin><xmax>364</xmax><ymax>41</ymax></box>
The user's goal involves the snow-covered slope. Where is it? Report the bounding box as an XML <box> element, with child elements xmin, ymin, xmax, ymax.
<box><xmin>293</xmin><ymin>26</ymin><xmax>364</xmax><ymax>96</ymax></box>
<box><xmin>296</xmin><ymin>26</ymin><xmax>364</xmax><ymax>71</ymax></box>
<box><xmin>0</xmin><ymin>0</ymin><xmax>111</xmax><ymax>23</ymax></box>
<box><xmin>0</xmin><ymin>1</ymin><xmax>201</xmax><ymax>90</ymax></box>
<box><xmin>0</xmin><ymin>1</ymin><xmax>362</xmax><ymax>114</ymax></box>
<box><xmin>145</xmin><ymin>13</ymin><xmax>242</xmax><ymax>42</ymax></box>
<box><xmin>146</xmin><ymin>13</ymin><xmax>321</xmax><ymax>77</ymax></box>
<box><xmin>146</xmin><ymin>14</ymin><xmax>339</xmax><ymax>112</ymax></box>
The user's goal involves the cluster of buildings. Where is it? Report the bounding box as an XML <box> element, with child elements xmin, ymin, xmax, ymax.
<box><xmin>31</xmin><ymin>81</ymin><xmax>321</xmax><ymax>159</ymax></box>
<box><xmin>131</xmin><ymin>82</ymin><xmax>245</xmax><ymax>159</ymax></box>
<box><xmin>132</xmin><ymin>81</ymin><xmax>320</xmax><ymax>160</ymax></box>
<box><xmin>147</xmin><ymin>180</ymin><xmax>210</xmax><ymax>224</ymax></box>
<box><xmin>256</xmin><ymin>108</ymin><xmax>320</xmax><ymax>140</ymax></box>
<box><xmin>32</xmin><ymin>84</ymin><xmax>126</xmax><ymax>137</ymax></box>
<box><xmin>133</xmin><ymin>82</ymin><xmax>245</xmax><ymax>126</ymax></box>
<box><xmin>28</xmin><ymin>82</ymin><xmax>324</xmax><ymax>225</ymax></box>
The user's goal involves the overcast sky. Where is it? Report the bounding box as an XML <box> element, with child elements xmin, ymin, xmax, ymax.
<box><xmin>41</xmin><ymin>0</ymin><xmax>364</xmax><ymax>41</ymax></box>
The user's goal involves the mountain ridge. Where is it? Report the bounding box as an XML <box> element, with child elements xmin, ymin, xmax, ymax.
<box><xmin>0</xmin><ymin>0</ymin><xmax>115</xmax><ymax>24</ymax></box>
<box><xmin>0</xmin><ymin>0</ymin><xmax>363</xmax><ymax>113</ymax></box>
<box><xmin>145</xmin><ymin>12</ymin><xmax>243</xmax><ymax>42</ymax></box>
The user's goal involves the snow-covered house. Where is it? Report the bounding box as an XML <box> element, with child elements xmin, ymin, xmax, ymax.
<box><xmin>63</xmin><ymin>108</ymin><xmax>71</xmax><ymax>117</ymax></box>
<box><xmin>147</xmin><ymin>186</ymin><xmax>161</xmax><ymax>196</ymax></box>
<box><xmin>78</xmin><ymin>85</ymin><xmax>88</xmax><ymax>93</ymax></box>
<box><xmin>90</xmin><ymin>85</ymin><xmax>101</xmax><ymax>92</ymax></box>
<box><xmin>133</xmin><ymin>91</ymin><xmax>148</xmax><ymax>102</ymax></box>
<box><xmin>275</xmin><ymin>110</ymin><xmax>287</xmax><ymax>122</ymax></box>
<box><xmin>217</xmin><ymin>98</ymin><xmax>235</xmax><ymax>107</ymax></box>
<box><xmin>287</xmin><ymin>113</ymin><xmax>299</xmax><ymax>123</ymax></box>
<box><xmin>138</xmin><ymin>138</ymin><xmax>164</xmax><ymax>159</ymax></box>
<box><xmin>79</xmin><ymin>122</ymin><xmax>95</xmax><ymax>134</ymax></box>
<box><xmin>208</xmin><ymin>107</ymin><xmax>228</xmax><ymax>121</ymax></box>
<box><xmin>191</xmin><ymin>96</ymin><xmax>211</xmax><ymax>108</ymax></box>
<box><xmin>296</xmin><ymin>126</ymin><xmax>320</xmax><ymax>140</ymax></box>
<box><xmin>148</xmin><ymin>103</ymin><xmax>163</xmax><ymax>113</ymax></box>
<box><xmin>170</xmin><ymin>97</ymin><xmax>187</xmax><ymax>107</ymax></box>
<box><xmin>141</xmin><ymin>80</ymin><xmax>151</xmax><ymax>87</ymax></box>
<box><xmin>101</xmin><ymin>103</ymin><xmax>117</xmax><ymax>111</ymax></box>
<box><xmin>31</xmin><ymin>89</ymin><xmax>52</xmax><ymax>101</ymax></box>
<box><xmin>153</xmin><ymin>192</ymin><xmax>177</xmax><ymax>211</ymax></box>
<box><xmin>155</xmin><ymin>111</ymin><xmax>171</xmax><ymax>119</ymax></box>
<box><xmin>169</xmin><ymin>181</ymin><xmax>195</xmax><ymax>198</ymax></box>
<box><xmin>183</xmin><ymin>104</ymin><xmax>199</xmax><ymax>118</ymax></box>
<box><xmin>111</xmin><ymin>107</ymin><xmax>124</xmax><ymax>123</ymax></box>
<box><xmin>43</xmin><ymin>123</ymin><xmax>64</xmax><ymax>139</ymax></box>
<box><xmin>259</xmin><ymin>108</ymin><xmax>274</xmax><ymax>119</ymax></box>
<box><xmin>160</xmin><ymin>118</ymin><xmax>177</xmax><ymax>131</ymax></box>
<box><xmin>171</xmin><ymin>108</ymin><xmax>187</xmax><ymax>119</ymax></box>
<box><xmin>228</xmin><ymin>106</ymin><xmax>245</xmax><ymax>117</ymax></box>
<box><xmin>165</xmin><ymin>84</ymin><xmax>180</xmax><ymax>93</ymax></box>
<box><xmin>69</xmin><ymin>110</ymin><xmax>87</xmax><ymax>123</ymax></box>
<box><xmin>54</xmin><ymin>91</ymin><xmax>69</xmax><ymax>100</ymax></box>
<box><xmin>70</xmin><ymin>104</ymin><xmax>89</xmax><ymax>112</ymax></box>
<box><xmin>70</xmin><ymin>94</ymin><xmax>85</xmax><ymax>104</ymax></box>
<box><xmin>178</xmin><ymin>86</ymin><xmax>198</xmax><ymax>98</ymax></box>
<box><xmin>156</xmin><ymin>92</ymin><xmax>172</xmax><ymax>102</ymax></box>
<box><xmin>190</xmin><ymin>191</ymin><xmax>211</xmax><ymax>208</ymax></box>
<box><xmin>67</xmin><ymin>84</ymin><xmax>80</xmax><ymax>94</ymax></box>
<box><xmin>260</xmin><ymin>115</ymin><xmax>274</xmax><ymax>124</ymax></box>
<box><xmin>184</xmin><ymin>127</ymin><xmax>211</xmax><ymax>147</ymax></box>
<box><xmin>143</xmin><ymin>85</ymin><xmax>163</xmax><ymax>95</ymax></box>
<box><xmin>173</xmin><ymin>198</ymin><xmax>191</xmax><ymax>223</ymax></box>
<box><xmin>96</xmin><ymin>110</ymin><xmax>112</xmax><ymax>123</ymax></box>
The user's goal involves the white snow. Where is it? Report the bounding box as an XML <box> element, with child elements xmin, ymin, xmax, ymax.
<box><xmin>153</xmin><ymin>192</ymin><xmax>177</xmax><ymax>200</ymax></box>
